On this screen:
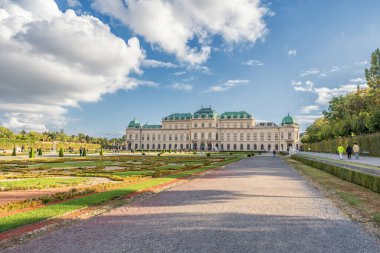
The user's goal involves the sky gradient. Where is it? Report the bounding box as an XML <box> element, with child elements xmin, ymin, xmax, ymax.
<box><xmin>1</xmin><ymin>0</ymin><xmax>379</xmax><ymax>137</ymax></box>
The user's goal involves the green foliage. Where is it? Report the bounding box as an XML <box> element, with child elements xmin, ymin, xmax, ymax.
<box><xmin>292</xmin><ymin>155</ymin><xmax>380</xmax><ymax>193</ymax></box>
<box><xmin>303</xmin><ymin>49</ymin><xmax>380</xmax><ymax>144</ymax></box>
<box><xmin>100</xmin><ymin>148</ymin><xmax>104</xmax><ymax>156</ymax></box>
<box><xmin>365</xmin><ymin>48</ymin><xmax>380</xmax><ymax>89</ymax></box>
<box><xmin>206</xmin><ymin>153</ymin><xmax>211</xmax><ymax>157</ymax></box>
<box><xmin>38</xmin><ymin>148</ymin><xmax>42</xmax><ymax>156</ymax></box>
<box><xmin>82</xmin><ymin>148</ymin><xmax>87</xmax><ymax>157</ymax></box>
<box><xmin>12</xmin><ymin>147</ymin><xmax>16</xmax><ymax>156</ymax></box>
<box><xmin>29</xmin><ymin>147</ymin><xmax>35</xmax><ymax>158</ymax></box>
<box><xmin>59</xmin><ymin>147</ymin><xmax>64</xmax><ymax>157</ymax></box>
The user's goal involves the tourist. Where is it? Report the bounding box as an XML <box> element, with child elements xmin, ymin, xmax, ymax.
<box><xmin>346</xmin><ymin>145</ymin><xmax>352</xmax><ymax>160</ymax></box>
<box><xmin>272</xmin><ymin>150</ymin><xmax>276</xmax><ymax>157</ymax></box>
<box><xmin>353</xmin><ymin>143</ymin><xmax>360</xmax><ymax>160</ymax></box>
<box><xmin>337</xmin><ymin>145</ymin><xmax>345</xmax><ymax>160</ymax></box>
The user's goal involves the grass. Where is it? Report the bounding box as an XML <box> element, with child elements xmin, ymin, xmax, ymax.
<box><xmin>28</xmin><ymin>161</ymin><xmax>115</xmax><ymax>169</ymax></box>
<box><xmin>0</xmin><ymin>177</ymin><xmax>89</xmax><ymax>191</ymax></box>
<box><xmin>0</xmin><ymin>157</ymin><xmax>241</xmax><ymax>233</ymax></box>
<box><xmin>286</xmin><ymin>157</ymin><xmax>380</xmax><ymax>227</ymax></box>
<box><xmin>114</xmin><ymin>171</ymin><xmax>154</xmax><ymax>177</ymax></box>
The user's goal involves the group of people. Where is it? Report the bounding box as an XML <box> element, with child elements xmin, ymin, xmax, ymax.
<box><xmin>337</xmin><ymin>143</ymin><xmax>360</xmax><ymax>160</ymax></box>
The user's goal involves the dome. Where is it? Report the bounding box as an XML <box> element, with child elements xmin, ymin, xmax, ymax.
<box><xmin>282</xmin><ymin>113</ymin><xmax>296</xmax><ymax>125</ymax></box>
<box><xmin>128</xmin><ymin>118</ymin><xmax>141</xmax><ymax>128</ymax></box>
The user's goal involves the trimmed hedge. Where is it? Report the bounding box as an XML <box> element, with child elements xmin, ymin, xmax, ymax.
<box><xmin>0</xmin><ymin>139</ymin><xmax>100</xmax><ymax>151</ymax></box>
<box><xmin>291</xmin><ymin>155</ymin><xmax>380</xmax><ymax>193</ymax></box>
<box><xmin>301</xmin><ymin>132</ymin><xmax>380</xmax><ymax>157</ymax></box>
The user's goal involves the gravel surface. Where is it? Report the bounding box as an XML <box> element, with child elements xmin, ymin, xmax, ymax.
<box><xmin>2</xmin><ymin>157</ymin><xmax>380</xmax><ymax>253</ymax></box>
<box><xmin>299</xmin><ymin>151</ymin><xmax>380</xmax><ymax>167</ymax></box>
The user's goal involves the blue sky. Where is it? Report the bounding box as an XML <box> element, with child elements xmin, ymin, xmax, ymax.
<box><xmin>1</xmin><ymin>0</ymin><xmax>379</xmax><ymax>137</ymax></box>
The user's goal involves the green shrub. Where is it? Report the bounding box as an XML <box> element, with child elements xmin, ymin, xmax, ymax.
<box><xmin>157</xmin><ymin>153</ymin><xmax>161</xmax><ymax>156</ymax></box>
<box><xmin>247</xmin><ymin>154</ymin><xmax>251</xmax><ymax>157</ymax></box>
<box><xmin>12</xmin><ymin>147</ymin><xmax>16</xmax><ymax>156</ymax></box>
<box><xmin>29</xmin><ymin>147</ymin><xmax>35</xmax><ymax>158</ymax></box>
<box><xmin>38</xmin><ymin>148</ymin><xmax>42</xmax><ymax>156</ymax></box>
<box><xmin>142</xmin><ymin>152</ymin><xmax>145</xmax><ymax>156</ymax></box>
<box><xmin>82</xmin><ymin>148</ymin><xmax>87</xmax><ymax>157</ymax></box>
<box><xmin>59</xmin><ymin>147</ymin><xmax>64</xmax><ymax>157</ymax></box>
<box><xmin>206</xmin><ymin>153</ymin><xmax>211</xmax><ymax>157</ymax></box>
<box><xmin>292</xmin><ymin>155</ymin><xmax>380</xmax><ymax>193</ymax></box>
<box><xmin>100</xmin><ymin>148</ymin><xmax>104</xmax><ymax>156</ymax></box>
<box><xmin>251</xmin><ymin>153</ymin><xmax>255</xmax><ymax>156</ymax></box>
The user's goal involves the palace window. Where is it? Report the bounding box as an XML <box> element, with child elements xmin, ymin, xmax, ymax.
<box><xmin>240</xmin><ymin>133</ymin><xmax>244</xmax><ymax>141</ymax></box>
<box><xmin>216</xmin><ymin>133</ymin><xmax>219</xmax><ymax>140</ymax></box>
<box><xmin>288</xmin><ymin>132</ymin><xmax>292</xmax><ymax>140</ymax></box>
<box><xmin>247</xmin><ymin>133</ymin><xmax>251</xmax><ymax>141</ymax></box>
<box><xmin>247</xmin><ymin>144</ymin><xmax>251</xmax><ymax>150</ymax></box>
<box><xmin>253</xmin><ymin>133</ymin><xmax>257</xmax><ymax>141</ymax></box>
<box><xmin>227</xmin><ymin>144</ymin><xmax>230</xmax><ymax>150</ymax></box>
<box><xmin>202</xmin><ymin>123</ymin><xmax>205</xmax><ymax>128</ymax></box>
<box><xmin>194</xmin><ymin>123</ymin><xmax>197</xmax><ymax>128</ymax></box>
<box><xmin>233</xmin><ymin>144</ymin><xmax>237</xmax><ymax>150</ymax></box>
<box><xmin>135</xmin><ymin>134</ymin><xmax>138</xmax><ymax>140</ymax></box>
<box><xmin>194</xmin><ymin>133</ymin><xmax>198</xmax><ymax>139</ymax></box>
<box><xmin>163</xmin><ymin>134</ymin><xmax>166</xmax><ymax>141</ymax></box>
<box><xmin>201</xmin><ymin>133</ymin><xmax>205</xmax><ymax>139</ymax></box>
<box><xmin>152</xmin><ymin>135</ymin><xmax>155</xmax><ymax>141</ymax></box>
<box><xmin>180</xmin><ymin>133</ymin><xmax>184</xmax><ymax>141</ymax></box>
<box><xmin>147</xmin><ymin>135</ymin><xmax>150</xmax><ymax>141</ymax></box>
<box><xmin>209</xmin><ymin>123</ymin><xmax>212</xmax><ymax>128</ymax></box>
<box><xmin>247</xmin><ymin>123</ymin><xmax>250</xmax><ymax>128</ymax></box>
<box><xmin>240</xmin><ymin>144</ymin><xmax>244</xmax><ymax>150</ymax></box>
<box><xmin>281</xmin><ymin>132</ymin><xmax>284</xmax><ymax>140</ymax></box>
<box><xmin>227</xmin><ymin>133</ymin><xmax>231</xmax><ymax>141</ymax></box>
<box><xmin>175</xmin><ymin>134</ymin><xmax>178</xmax><ymax>141</ymax></box>
<box><xmin>169</xmin><ymin>134</ymin><xmax>172</xmax><ymax>141</ymax></box>
<box><xmin>260</xmin><ymin>132</ymin><xmax>264</xmax><ymax>141</ymax></box>
<box><xmin>268</xmin><ymin>144</ymin><xmax>271</xmax><ymax>151</ymax></box>
<box><xmin>158</xmin><ymin>135</ymin><xmax>161</xmax><ymax>141</ymax></box>
<box><xmin>267</xmin><ymin>133</ymin><xmax>271</xmax><ymax>141</ymax></box>
<box><xmin>254</xmin><ymin>144</ymin><xmax>257</xmax><ymax>150</ymax></box>
<box><xmin>129</xmin><ymin>134</ymin><xmax>132</xmax><ymax>140</ymax></box>
<box><xmin>186</xmin><ymin>134</ymin><xmax>190</xmax><ymax>140</ymax></box>
<box><xmin>147</xmin><ymin>144</ymin><xmax>150</xmax><ymax>150</ymax></box>
<box><xmin>208</xmin><ymin>132</ymin><xmax>212</xmax><ymax>139</ymax></box>
<box><xmin>142</xmin><ymin>135</ymin><xmax>144</xmax><ymax>141</ymax></box>
<box><xmin>275</xmin><ymin>133</ymin><xmax>278</xmax><ymax>140</ymax></box>
<box><xmin>233</xmin><ymin>133</ymin><xmax>237</xmax><ymax>141</ymax></box>
<box><xmin>220</xmin><ymin>133</ymin><xmax>224</xmax><ymax>140</ymax></box>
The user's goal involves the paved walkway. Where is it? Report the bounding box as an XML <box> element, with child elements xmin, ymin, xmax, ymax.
<box><xmin>2</xmin><ymin>157</ymin><xmax>379</xmax><ymax>253</ymax></box>
<box><xmin>299</xmin><ymin>151</ymin><xmax>380</xmax><ymax>167</ymax></box>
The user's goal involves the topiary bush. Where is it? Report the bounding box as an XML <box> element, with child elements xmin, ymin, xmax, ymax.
<box><xmin>12</xmin><ymin>147</ymin><xmax>16</xmax><ymax>156</ymax></box>
<box><xmin>82</xmin><ymin>148</ymin><xmax>87</xmax><ymax>157</ymax></box>
<box><xmin>59</xmin><ymin>147</ymin><xmax>64</xmax><ymax>157</ymax></box>
<box><xmin>247</xmin><ymin>154</ymin><xmax>251</xmax><ymax>157</ymax></box>
<box><xmin>38</xmin><ymin>148</ymin><xmax>42</xmax><ymax>156</ymax></box>
<box><xmin>206</xmin><ymin>153</ymin><xmax>211</xmax><ymax>157</ymax></box>
<box><xmin>100</xmin><ymin>148</ymin><xmax>104</xmax><ymax>156</ymax></box>
<box><xmin>29</xmin><ymin>147</ymin><xmax>35</xmax><ymax>158</ymax></box>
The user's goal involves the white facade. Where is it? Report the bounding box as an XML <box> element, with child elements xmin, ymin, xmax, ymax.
<box><xmin>126</xmin><ymin>107</ymin><xmax>300</xmax><ymax>152</ymax></box>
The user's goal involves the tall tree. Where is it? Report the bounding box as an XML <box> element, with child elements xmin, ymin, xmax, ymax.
<box><xmin>365</xmin><ymin>48</ymin><xmax>380</xmax><ymax>89</ymax></box>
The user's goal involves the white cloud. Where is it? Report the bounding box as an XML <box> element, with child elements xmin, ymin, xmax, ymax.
<box><xmin>291</xmin><ymin>80</ymin><xmax>302</xmax><ymax>86</ymax></box>
<box><xmin>330</xmin><ymin>65</ymin><xmax>349</xmax><ymax>72</ymax></box>
<box><xmin>0</xmin><ymin>0</ymin><xmax>145</xmax><ymax>132</ymax></box>
<box><xmin>295</xmin><ymin>115</ymin><xmax>321</xmax><ymax>124</ymax></box>
<box><xmin>205</xmin><ymin>79</ymin><xmax>249</xmax><ymax>92</ymax></box>
<box><xmin>67</xmin><ymin>0</ymin><xmax>81</xmax><ymax>7</ymax></box>
<box><xmin>288</xmin><ymin>49</ymin><xmax>297</xmax><ymax>56</ymax></box>
<box><xmin>349</xmin><ymin>77</ymin><xmax>366</xmax><ymax>84</ymax></box>
<box><xmin>92</xmin><ymin>0</ymin><xmax>269</xmax><ymax>64</ymax></box>
<box><xmin>242</xmin><ymin>59</ymin><xmax>263</xmax><ymax>66</ymax></box>
<box><xmin>293</xmin><ymin>80</ymin><xmax>314</xmax><ymax>92</ymax></box>
<box><xmin>300</xmin><ymin>68</ymin><xmax>320</xmax><ymax>77</ymax></box>
<box><xmin>142</xmin><ymin>59</ymin><xmax>177</xmax><ymax>68</ymax></box>
<box><xmin>187</xmin><ymin>65</ymin><xmax>212</xmax><ymax>75</ymax></box>
<box><xmin>174</xmin><ymin>71</ymin><xmax>186</xmax><ymax>76</ymax></box>
<box><xmin>355</xmin><ymin>60</ymin><xmax>368</xmax><ymax>65</ymax></box>
<box><xmin>314</xmin><ymin>85</ymin><xmax>360</xmax><ymax>105</ymax></box>
<box><xmin>168</xmin><ymin>83</ymin><xmax>193</xmax><ymax>91</ymax></box>
<box><xmin>299</xmin><ymin>105</ymin><xmax>319</xmax><ymax>114</ymax></box>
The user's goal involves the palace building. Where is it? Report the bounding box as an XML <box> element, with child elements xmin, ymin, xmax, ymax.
<box><xmin>125</xmin><ymin>107</ymin><xmax>300</xmax><ymax>152</ymax></box>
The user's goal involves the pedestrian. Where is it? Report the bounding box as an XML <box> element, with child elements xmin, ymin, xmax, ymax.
<box><xmin>272</xmin><ymin>150</ymin><xmax>276</xmax><ymax>157</ymax></box>
<box><xmin>337</xmin><ymin>145</ymin><xmax>345</xmax><ymax>160</ymax></box>
<box><xmin>353</xmin><ymin>143</ymin><xmax>360</xmax><ymax>160</ymax></box>
<box><xmin>346</xmin><ymin>145</ymin><xmax>352</xmax><ymax>160</ymax></box>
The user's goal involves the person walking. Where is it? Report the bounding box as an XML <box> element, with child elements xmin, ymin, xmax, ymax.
<box><xmin>346</xmin><ymin>145</ymin><xmax>353</xmax><ymax>160</ymax></box>
<box><xmin>353</xmin><ymin>143</ymin><xmax>360</xmax><ymax>160</ymax></box>
<box><xmin>337</xmin><ymin>145</ymin><xmax>345</xmax><ymax>160</ymax></box>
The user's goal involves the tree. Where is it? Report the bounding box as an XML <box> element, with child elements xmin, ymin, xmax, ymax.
<box><xmin>12</xmin><ymin>147</ymin><xmax>16</xmax><ymax>156</ymax></box>
<box><xmin>59</xmin><ymin>147</ymin><xmax>64</xmax><ymax>157</ymax></box>
<box><xmin>29</xmin><ymin>147</ymin><xmax>35</xmax><ymax>158</ymax></box>
<box><xmin>365</xmin><ymin>48</ymin><xmax>380</xmax><ymax>89</ymax></box>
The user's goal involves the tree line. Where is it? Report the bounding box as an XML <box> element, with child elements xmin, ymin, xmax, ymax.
<box><xmin>302</xmin><ymin>49</ymin><xmax>380</xmax><ymax>143</ymax></box>
<box><xmin>0</xmin><ymin>127</ymin><xmax>125</xmax><ymax>149</ymax></box>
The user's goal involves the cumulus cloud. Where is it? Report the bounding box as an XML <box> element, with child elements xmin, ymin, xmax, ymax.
<box><xmin>349</xmin><ymin>77</ymin><xmax>366</xmax><ymax>84</ymax></box>
<box><xmin>288</xmin><ymin>49</ymin><xmax>297</xmax><ymax>56</ymax></box>
<box><xmin>0</xmin><ymin>0</ymin><xmax>145</xmax><ymax>131</ymax></box>
<box><xmin>299</xmin><ymin>105</ymin><xmax>319</xmax><ymax>114</ymax></box>
<box><xmin>300</xmin><ymin>68</ymin><xmax>320</xmax><ymax>77</ymax></box>
<box><xmin>92</xmin><ymin>0</ymin><xmax>269</xmax><ymax>64</ymax></box>
<box><xmin>142</xmin><ymin>59</ymin><xmax>178</xmax><ymax>68</ymax></box>
<box><xmin>293</xmin><ymin>80</ymin><xmax>314</xmax><ymax>92</ymax></box>
<box><xmin>67</xmin><ymin>0</ymin><xmax>81</xmax><ymax>7</ymax></box>
<box><xmin>295</xmin><ymin>115</ymin><xmax>321</xmax><ymax>124</ymax></box>
<box><xmin>242</xmin><ymin>59</ymin><xmax>263</xmax><ymax>66</ymax></box>
<box><xmin>168</xmin><ymin>83</ymin><xmax>193</xmax><ymax>91</ymax></box>
<box><xmin>205</xmin><ymin>79</ymin><xmax>249</xmax><ymax>92</ymax></box>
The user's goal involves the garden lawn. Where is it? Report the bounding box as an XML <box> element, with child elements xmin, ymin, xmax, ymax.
<box><xmin>28</xmin><ymin>161</ymin><xmax>116</xmax><ymax>169</ymax></box>
<box><xmin>0</xmin><ymin>177</ymin><xmax>89</xmax><ymax>191</ymax></box>
<box><xmin>0</xmin><ymin>158</ymin><xmax>241</xmax><ymax>233</ymax></box>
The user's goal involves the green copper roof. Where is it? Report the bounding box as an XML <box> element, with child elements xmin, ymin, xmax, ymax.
<box><xmin>282</xmin><ymin>114</ymin><xmax>296</xmax><ymax>125</ymax></box>
<box><xmin>142</xmin><ymin>124</ymin><xmax>162</xmax><ymax>129</ymax></box>
<box><xmin>193</xmin><ymin>107</ymin><xmax>218</xmax><ymax>119</ymax></box>
<box><xmin>128</xmin><ymin>118</ymin><xmax>141</xmax><ymax>128</ymax></box>
<box><xmin>163</xmin><ymin>113</ymin><xmax>192</xmax><ymax>121</ymax></box>
<box><xmin>220</xmin><ymin>111</ymin><xmax>252</xmax><ymax>119</ymax></box>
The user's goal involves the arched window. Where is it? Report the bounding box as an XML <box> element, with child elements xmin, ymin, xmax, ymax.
<box><xmin>260</xmin><ymin>144</ymin><xmax>264</xmax><ymax>150</ymax></box>
<box><xmin>216</xmin><ymin>133</ymin><xmax>219</xmax><ymax>140</ymax></box>
<box><xmin>202</xmin><ymin>123</ymin><xmax>205</xmax><ymax>128</ymax></box>
<box><xmin>233</xmin><ymin>144</ymin><xmax>237</xmax><ymax>150</ymax></box>
<box><xmin>268</xmin><ymin>144</ymin><xmax>271</xmax><ymax>151</ymax></box>
<box><xmin>227</xmin><ymin>144</ymin><xmax>230</xmax><ymax>150</ymax></box>
<box><xmin>275</xmin><ymin>144</ymin><xmax>279</xmax><ymax>150</ymax></box>
<box><xmin>208</xmin><ymin>132</ymin><xmax>212</xmax><ymax>139</ymax></box>
<box><xmin>201</xmin><ymin>133</ymin><xmax>205</xmax><ymax>139</ymax></box>
<box><xmin>254</xmin><ymin>144</ymin><xmax>257</xmax><ymax>150</ymax></box>
<box><xmin>194</xmin><ymin>123</ymin><xmax>198</xmax><ymax>128</ymax></box>
<box><xmin>240</xmin><ymin>144</ymin><xmax>243</xmax><ymax>150</ymax></box>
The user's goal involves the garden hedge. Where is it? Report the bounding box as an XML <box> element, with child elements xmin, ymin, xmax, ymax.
<box><xmin>291</xmin><ymin>155</ymin><xmax>380</xmax><ymax>193</ymax></box>
<box><xmin>301</xmin><ymin>132</ymin><xmax>380</xmax><ymax>157</ymax></box>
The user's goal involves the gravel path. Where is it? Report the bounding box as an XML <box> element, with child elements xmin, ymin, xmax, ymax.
<box><xmin>2</xmin><ymin>157</ymin><xmax>380</xmax><ymax>253</ymax></box>
<box><xmin>299</xmin><ymin>151</ymin><xmax>380</xmax><ymax>167</ymax></box>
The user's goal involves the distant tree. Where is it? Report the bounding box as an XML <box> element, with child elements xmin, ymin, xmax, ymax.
<box><xmin>29</xmin><ymin>147</ymin><xmax>35</xmax><ymax>158</ymax></box>
<box><xmin>59</xmin><ymin>147</ymin><xmax>64</xmax><ymax>157</ymax></box>
<box><xmin>365</xmin><ymin>48</ymin><xmax>380</xmax><ymax>89</ymax></box>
